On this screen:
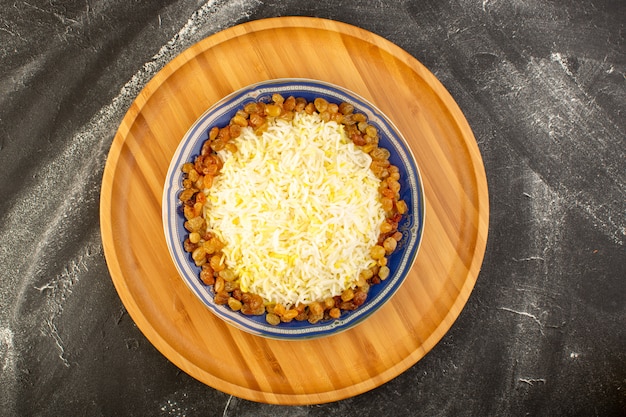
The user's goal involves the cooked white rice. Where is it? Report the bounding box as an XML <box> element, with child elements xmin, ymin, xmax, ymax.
<box><xmin>204</xmin><ymin>112</ymin><xmax>385</xmax><ymax>306</ymax></box>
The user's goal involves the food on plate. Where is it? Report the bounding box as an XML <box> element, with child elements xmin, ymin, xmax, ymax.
<box><xmin>179</xmin><ymin>93</ymin><xmax>407</xmax><ymax>325</ymax></box>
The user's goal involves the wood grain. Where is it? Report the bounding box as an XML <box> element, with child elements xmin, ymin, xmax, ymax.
<box><xmin>100</xmin><ymin>17</ymin><xmax>489</xmax><ymax>405</ymax></box>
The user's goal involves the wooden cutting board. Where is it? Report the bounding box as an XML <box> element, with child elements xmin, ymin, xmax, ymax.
<box><xmin>100</xmin><ymin>17</ymin><xmax>488</xmax><ymax>405</ymax></box>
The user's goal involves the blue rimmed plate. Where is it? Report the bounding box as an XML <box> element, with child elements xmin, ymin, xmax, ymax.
<box><xmin>162</xmin><ymin>78</ymin><xmax>425</xmax><ymax>340</ymax></box>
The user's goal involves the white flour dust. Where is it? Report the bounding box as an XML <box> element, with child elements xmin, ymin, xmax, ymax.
<box><xmin>482</xmin><ymin>52</ymin><xmax>625</xmax><ymax>247</ymax></box>
<box><xmin>159</xmin><ymin>398</ymin><xmax>189</xmax><ymax>417</ymax></box>
<box><xmin>550</xmin><ymin>52</ymin><xmax>574</xmax><ymax>77</ymax></box>
<box><xmin>0</xmin><ymin>327</ymin><xmax>15</xmax><ymax>373</ymax></box>
<box><xmin>531</xmin><ymin>54</ymin><xmax>625</xmax><ymax>246</ymax></box>
<box><xmin>491</xmin><ymin>167</ymin><xmax>568</xmax><ymax>415</ymax></box>
<box><xmin>0</xmin><ymin>327</ymin><xmax>16</xmax><ymax>410</ymax></box>
<box><xmin>118</xmin><ymin>0</ymin><xmax>262</xmax><ymax>103</ymax></box>
<box><xmin>34</xmin><ymin>238</ymin><xmax>100</xmax><ymax>368</ymax></box>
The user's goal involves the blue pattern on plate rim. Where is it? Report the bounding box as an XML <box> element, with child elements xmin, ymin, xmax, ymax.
<box><xmin>162</xmin><ymin>78</ymin><xmax>425</xmax><ymax>340</ymax></box>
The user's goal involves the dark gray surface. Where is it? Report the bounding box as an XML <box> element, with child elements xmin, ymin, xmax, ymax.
<box><xmin>1</xmin><ymin>1</ymin><xmax>624</xmax><ymax>416</ymax></box>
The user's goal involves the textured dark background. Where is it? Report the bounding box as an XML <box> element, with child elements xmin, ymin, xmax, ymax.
<box><xmin>1</xmin><ymin>1</ymin><xmax>624</xmax><ymax>416</ymax></box>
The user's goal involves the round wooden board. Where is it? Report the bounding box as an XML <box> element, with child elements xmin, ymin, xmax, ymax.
<box><xmin>100</xmin><ymin>17</ymin><xmax>488</xmax><ymax>405</ymax></box>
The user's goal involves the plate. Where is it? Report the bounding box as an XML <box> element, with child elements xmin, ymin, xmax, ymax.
<box><xmin>162</xmin><ymin>78</ymin><xmax>425</xmax><ymax>340</ymax></box>
<box><xmin>100</xmin><ymin>17</ymin><xmax>488</xmax><ymax>404</ymax></box>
